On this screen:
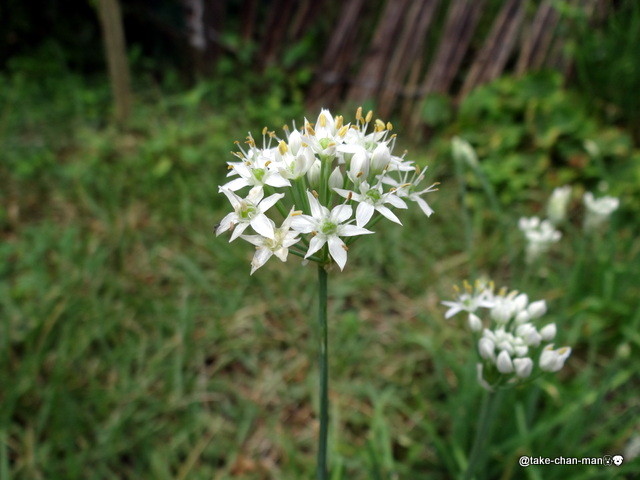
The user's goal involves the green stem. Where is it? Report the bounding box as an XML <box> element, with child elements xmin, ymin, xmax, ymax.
<box><xmin>316</xmin><ymin>264</ymin><xmax>329</xmax><ymax>480</ymax></box>
<box><xmin>464</xmin><ymin>390</ymin><xmax>498</xmax><ymax>480</ymax></box>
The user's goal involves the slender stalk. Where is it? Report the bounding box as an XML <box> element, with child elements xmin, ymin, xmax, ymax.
<box><xmin>464</xmin><ymin>390</ymin><xmax>498</xmax><ymax>480</ymax></box>
<box><xmin>316</xmin><ymin>264</ymin><xmax>329</xmax><ymax>480</ymax></box>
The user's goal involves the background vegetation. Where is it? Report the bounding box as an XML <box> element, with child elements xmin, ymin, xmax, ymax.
<box><xmin>1</xmin><ymin>0</ymin><xmax>639</xmax><ymax>479</ymax></box>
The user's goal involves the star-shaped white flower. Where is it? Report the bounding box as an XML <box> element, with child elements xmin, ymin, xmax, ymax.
<box><xmin>216</xmin><ymin>187</ymin><xmax>284</xmax><ymax>242</ymax></box>
<box><xmin>384</xmin><ymin>167</ymin><xmax>437</xmax><ymax>217</ymax></box>
<box><xmin>334</xmin><ymin>181</ymin><xmax>407</xmax><ymax>227</ymax></box>
<box><xmin>222</xmin><ymin>150</ymin><xmax>291</xmax><ymax>193</ymax></box>
<box><xmin>291</xmin><ymin>191</ymin><xmax>373</xmax><ymax>270</ymax></box>
<box><xmin>241</xmin><ymin>209</ymin><xmax>302</xmax><ymax>274</ymax></box>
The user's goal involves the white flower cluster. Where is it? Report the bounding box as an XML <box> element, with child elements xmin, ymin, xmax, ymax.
<box><xmin>216</xmin><ymin>108</ymin><xmax>437</xmax><ymax>274</ymax></box>
<box><xmin>442</xmin><ymin>280</ymin><xmax>571</xmax><ymax>391</ymax></box>
<box><xmin>518</xmin><ymin>217</ymin><xmax>562</xmax><ymax>264</ymax></box>
<box><xmin>583</xmin><ymin>191</ymin><xmax>619</xmax><ymax>232</ymax></box>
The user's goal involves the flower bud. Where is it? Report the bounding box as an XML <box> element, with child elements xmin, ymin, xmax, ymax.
<box><xmin>288</xmin><ymin>129</ymin><xmax>303</xmax><ymax>155</ymax></box>
<box><xmin>515</xmin><ymin>310</ymin><xmax>530</xmax><ymax>324</ymax></box>
<box><xmin>527</xmin><ymin>300</ymin><xmax>547</xmax><ymax>319</ymax></box>
<box><xmin>496</xmin><ymin>350</ymin><xmax>514</xmax><ymax>373</ymax></box>
<box><xmin>539</xmin><ymin>323</ymin><xmax>557</xmax><ymax>341</ymax></box>
<box><xmin>328</xmin><ymin>166</ymin><xmax>344</xmax><ymax>190</ymax></box>
<box><xmin>468</xmin><ymin>313</ymin><xmax>482</xmax><ymax>332</ymax></box>
<box><xmin>516</xmin><ymin>323</ymin><xmax>542</xmax><ymax>347</ymax></box>
<box><xmin>452</xmin><ymin>137</ymin><xmax>478</xmax><ymax>168</ymax></box>
<box><xmin>306</xmin><ymin>159</ymin><xmax>321</xmax><ymax>189</ymax></box>
<box><xmin>371</xmin><ymin>143</ymin><xmax>391</xmax><ymax>173</ymax></box>
<box><xmin>349</xmin><ymin>148</ymin><xmax>370</xmax><ymax>179</ymax></box>
<box><xmin>539</xmin><ymin>345</ymin><xmax>571</xmax><ymax>372</ymax></box>
<box><xmin>478</xmin><ymin>338</ymin><xmax>495</xmax><ymax>360</ymax></box>
<box><xmin>513</xmin><ymin>357</ymin><xmax>533</xmax><ymax>378</ymax></box>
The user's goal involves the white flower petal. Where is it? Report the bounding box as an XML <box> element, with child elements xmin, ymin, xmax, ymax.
<box><xmin>376</xmin><ymin>205</ymin><xmax>402</xmax><ymax>225</ymax></box>
<box><xmin>250</xmin><ymin>214</ymin><xmax>275</xmax><ymax>239</ymax></box>
<box><xmin>229</xmin><ymin>222</ymin><xmax>250</xmax><ymax>242</ymax></box>
<box><xmin>290</xmin><ymin>215</ymin><xmax>315</xmax><ymax>233</ymax></box>
<box><xmin>332</xmin><ymin>204</ymin><xmax>352</xmax><ymax>224</ymax></box>
<box><xmin>338</xmin><ymin>224</ymin><xmax>374</xmax><ymax>237</ymax></box>
<box><xmin>216</xmin><ymin>212</ymin><xmax>236</xmax><ymax>236</ymax></box>
<box><xmin>259</xmin><ymin>193</ymin><xmax>285</xmax><ymax>212</ymax></box>
<box><xmin>307</xmin><ymin>191</ymin><xmax>323</xmax><ymax>218</ymax></box>
<box><xmin>328</xmin><ymin>236</ymin><xmax>347</xmax><ymax>270</ymax></box>
<box><xmin>305</xmin><ymin>236</ymin><xmax>326</xmax><ymax>258</ymax></box>
<box><xmin>416</xmin><ymin>197</ymin><xmax>434</xmax><ymax>216</ymax></box>
<box><xmin>250</xmin><ymin>247</ymin><xmax>273</xmax><ymax>275</ymax></box>
<box><xmin>355</xmin><ymin>202</ymin><xmax>375</xmax><ymax>227</ymax></box>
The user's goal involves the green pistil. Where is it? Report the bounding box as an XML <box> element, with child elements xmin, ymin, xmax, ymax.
<box><xmin>366</xmin><ymin>189</ymin><xmax>381</xmax><ymax>202</ymax></box>
<box><xmin>253</xmin><ymin>168</ymin><xmax>266</xmax><ymax>182</ymax></box>
<box><xmin>239</xmin><ymin>205</ymin><xmax>257</xmax><ymax>220</ymax></box>
<box><xmin>319</xmin><ymin>138</ymin><xmax>333</xmax><ymax>150</ymax></box>
<box><xmin>320</xmin><ymin>220</ymin><xmax>338</xmax><ymax>236</ymax></box>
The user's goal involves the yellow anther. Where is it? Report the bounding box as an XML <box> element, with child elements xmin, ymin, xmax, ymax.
<box><xmin>319</xmin><ymin>113</ymin><xmax>327</xmax><ymax>127</ymax></box>
<box><xmin>282</xmin><ymin>124</ymin><xmax>289</xmax><ymax>131</ymax></box>
<box><xmin>356</xmin><ymin>171</ymin><xmax>364</xmax><ymax>178</ymax></box>
<box><xmin>365</xmin><ymin>110</ymin><xmax>373</xmax><ymax>123</ymax></box>
<box><xmin>453</xmin><ymin>284</ymin><xmax>460</xmax><ymax>293</ymax></box>
<box><xmin>342</xmin><ymin>244</ymin><xmax>349</xmax><ymax>251</ymax></box>
<box><xmin>311</xmin><ymin>190</ymin><xmax>319</xmax><ymax>198</ymax></box>
<box><xmin>463</xmin><ymin>280</ymin><xmax>472</xmax><ymax>293</ymax></box>
<box><xmin>268</xmin><ymin>131</ymin><xmax>277</xmax><ymax>138</ymax></box>
<box><xmin>386</xmin><ymin>122</ymin><xmax>393</xmax><ymax>131</ymax></box>
<box><xmin>227</xmin><ymin>165</ymin><xmax>234</xmax><ymax>170</ymax></box>
<box><xmin>338</xmin><ymin>125</ymin><xmax>349</xmax><ymax>137</ymax></box>
<box><xmin>264</xmin><ymin>160</ymin><xmax>272</xmax><ymax>167</ymax></box>
<box><xmin>278</xmin><ymin>140</ymin><xmax>288</xmax><ymax>155</ymax></box>
<box><xmin>356</xmin><ymin>106</ymin><xmax>363</xmax><ymax>121</ymax></box>
<box><xmin>306</xmin><ymin>124</ymin><xmax>316</xmax><ymax>136</ymax></box>
<box><xmin>291</xmin><ymin>210</ymin><xmax>303</xmax><ymax>216</ymax></box>
<box><xmin>415</xmin><ymin>165</ymin><xmax>422</xmax><ymax>175</ymax></box>
<box><xmin>347</xmin><ymin>192</ymin><xmax>353</xmax><ymax>201</ymax></box>
<box><xmin>262</xmin><ymin>127</ymin><xmax>268</xmax><ymax>135</ymax></box>
<box><xmin>335</xmin><ymin>115</ymin><xmax>343</xmax><ymax>129</ymax></box>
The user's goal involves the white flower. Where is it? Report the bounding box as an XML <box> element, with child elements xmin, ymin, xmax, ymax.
<box><xmin>583</xmin><ymin>192</ymin><xmax>619</xmax><ymax>231</ymax></box>
<box><xmin>441</xmin><ymin>282</ymin><xmax>495</xmax><ymax>319</ymax></box>
<box><xmin>334</xmin><ymin>180</ymin><xmax>407</xmax><ymax>227</ymax></box>
<box><xmin>547</xmin><ymin>186</ymin><xmax>572</xmax><ymax>225</ymax></box>
<box><xmin>539</xmin><ymin>345</ymin><xmax>572</xmax><ymax>372</ymax></box>
<box><xmin>389</xmin><ymin>167</ymin><xmax>438</xmax><ymax>217</ymax></box>
<box><xmin>291</xmin><ymin>191</ymin><xmax>373</xmax><ymax>270</ymax></box>
<box><xmin>241</xmin><ymin>210</ymin><xmax>302</xmax><ymax>274</ymax></box>
<box><xmin>513</xmin><ymin>357</ymin><xmax>533</xmax><ymax>378</ymax></box>
<box><xmin>496</xmin><ymin>350</ymin><xmax>514</xmax><ymax>373</ymax></box>
<box><xmin>216</xmin><ymin>187</ymin><xmax>284</xmax><ymax>242</ymax></box>
<box><xmin>222</xmin><ymin>150</ymin><xmax>291</xmax><ymax>193</ymax></box>
<box><xmin>468</xmin><ymin>313</ymin><xmax>482</xmax><ymax>332</ymax></box>
<box><xmin>519</xmin><ymin>216</ymin><xmax>561</xmax><ymax>263</ymax></box>
<box><xmin>527</xmin><ymin>300</ymin><xmax>547</xmax><ymax>319</ymax></box>
<box><xmin>539</xmin><ymin>323</ymin><xmax>557</xmax><ymax>341</ymax></box>
<box><xmin>451</xmin><ymin>136</ymin><xmax>478</xmax><ymax>168</ymax></box>
<box><xmin>478</xmin><ymin>337</ymin><xmax>495</xmax><ymax>360</ymax></box>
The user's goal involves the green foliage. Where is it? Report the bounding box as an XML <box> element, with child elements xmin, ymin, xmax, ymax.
<box><xmin>451</xmin><ymin>72</ymin><xmax>639</xmax><ymax>210</ymax></box>
<box><xmin>573</xmin><ymin>0</ymin><xmax>640</xmax><ymax>141</ymax></box>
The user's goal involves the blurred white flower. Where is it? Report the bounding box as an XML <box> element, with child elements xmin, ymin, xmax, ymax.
<box><xmin>583</xmin><ymin>192</ymin><xmax>619</xmax><ymax>231</ymax></box>
<box><xmin>443</xmin><ymin>281</ymin><xmax>571</xmax><ymax>389</ymax></box>
<box><xmin>539</xmin><ymin>345</ymin><xmax>572</xmax><ymax>372</ymax></box>
<box><xmin>547</xmin><ymin>186</ymin><xmax>572</xmax><ymax>225</ymax></box>
<box><xmin>518</xmin><ymin>216</ymin><xmax>561</xmax><ymax>264</ymax></box>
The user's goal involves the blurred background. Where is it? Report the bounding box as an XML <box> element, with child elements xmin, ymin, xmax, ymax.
<box><xmin>1</xmin><ymin>0</ymin><xmax>639</xmax><ymax>478</ymax></box>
